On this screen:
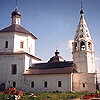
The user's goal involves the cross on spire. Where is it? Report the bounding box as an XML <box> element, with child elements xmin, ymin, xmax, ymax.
<box><xmin>80</xmin><ymin>0</ymin><xmax>84</xmax><ymax>14</ymax></box>
<box><xmin>16</xmin><ymin>0</ymin><xmax>18</xmax><ymax>9</ymax></box>
<box><xmin>81</xmin><ymin>0</ymin><xmax>83</xmax><ymax>9</ymax></box>
<box><xmin>55</xmin><ymin>50</ymin><xmax>59</xmax><ymax>56</ymax></box>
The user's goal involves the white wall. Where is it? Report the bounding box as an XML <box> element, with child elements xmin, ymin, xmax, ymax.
<box><xmin>0</xmin><ymin>32</ymin><xmax>14</xmax><ymax>52</ymax></box>
<box><xmin>14</xmin><ymin>33</ymin><xmax>35</xmax><ymax>56</ymax></box>
<box><xmin>87</xmin><ymin>53</ymin><xmax>95</xmax><ymax>73</ymax></box>
<box><xmin>0</xmin><ymin>32</ymin><xmax>36</xmax><ymax>56</ymax></box>
<box><xmin>24</xmin><ymin>55</ymin><xmax>41</xmax><ymax>70</ymax></box>
<box><xmin>0</xmin><ymin>53</ymin><xmax>41</xmax><ymax>89</ymax></box>
<box><xmin>23</xmin><ymin>74</ymin><xmax>71</xmax><ymax>92</ymax></box>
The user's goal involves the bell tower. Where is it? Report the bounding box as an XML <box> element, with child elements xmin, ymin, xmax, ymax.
<box><xmin>72</xmin><ymin>3</ymin><xmax>95</xmax><ymax>73</ymax></box>
<box><xmin>11</xmin><ymin>8</ymin><xmax>21</xmax><ymax>25</ymax></box>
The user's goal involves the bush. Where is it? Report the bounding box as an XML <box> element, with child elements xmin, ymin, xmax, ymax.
<box><xmin>0</xmin><ymin>91</ymin><xmax>93</xmax><ymax>100</ymax></box>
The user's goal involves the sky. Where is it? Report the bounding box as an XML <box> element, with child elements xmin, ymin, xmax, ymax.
<box><xmin>0</xmin><ymin>0</ymin><xmax>100</xmax><ymax>71</ymax></box>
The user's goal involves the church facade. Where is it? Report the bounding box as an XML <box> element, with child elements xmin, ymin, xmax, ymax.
<box><xmin>0</xmin><ymin>6</ymin><xmax>96</xmax><ymax>92</ymax></box>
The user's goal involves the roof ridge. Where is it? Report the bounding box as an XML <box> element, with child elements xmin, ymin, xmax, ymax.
<box><xmin>0</xmin><ymin>24</ymin><xmax>37</xmax><ymax>39</ymax></box>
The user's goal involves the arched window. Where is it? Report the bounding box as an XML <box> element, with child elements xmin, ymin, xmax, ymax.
<box><xmin>31</xmin><ymin>81</ymin><xmax>34</xmax><ymax>88</ymax></box>
<box><xmin>44</xmin><ymin>81</ymin><xmax>47</xmax><ymax>88</ymax></box>
<box><xmin>82</xmin><ymin>83</ymin><xmax>86</xmax><ymax>88</ymax></box>
<box><xmin>13</xmin><ymin>81</ymin><xmax>16</xmax><ymax>88</ymax></box>
<box><xmin>80</xmin><ymin>41</ymin><xmax>85</xmax><ymax>50</ymax></box>
<box><xmin>5</xmin><ymin>41</ymin><xmax>8</xmax><ymax>48</ymax></box>
<box><xmin>58</xmin><ymin>81</ymin><xmax>62</xmax><ymax>87</ymax></box>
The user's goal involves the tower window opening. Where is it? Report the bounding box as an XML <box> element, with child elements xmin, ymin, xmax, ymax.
<box><xmin>88</xmin><ymin>42</ymin><xmax>92</xmax><ymax>49</ymax></box>
<box><xmin>81</xmin><ymin>29</ymin><xmax>83</xmax><ymax>32</ymax></box>
<box><xmin>86</xmin><ymin>34</ymin><xmax>89</xmax><ymax>37</ymax></box>
<box><xmin>31</xmin><ymin>81</ymin><xmax>34</xmax><ymax>88</ymax></box>
<box><xmin>81</xmin><ymin>25</ymin><xmax>84</xmax><ymax>27</ymax></box>
<box><xmin>80</xmin><ymin>41</ymin><xmax>85</xmax><ymax>50</ymax></box>
<box><xmin>44</xmin><ymin>81</ymin><xmax>47</xmax><ymax>88</ymax></box>
<box><xmin>5</xmin><ymin>41</ymin><xmax>8</xmax><ymax>48</ymax></box>
<box><xmin>80</xmin><ymin>35</ymin><xmax>83</xmax><ymax>38</ymax></box>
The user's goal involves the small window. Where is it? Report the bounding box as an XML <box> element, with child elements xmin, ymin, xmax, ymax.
<box><xmin>16</xmin><ymin>18</ymin><xmax>20</xmax><ymax>25</ymax></box>
<box><xmin>44</xmin><ymin>81</ymin><xmax>47</xmax><ymax>88</ymax></box>
<box><xmin>5</xmin><ymin>41</ymin><xmax>8</xmax><ymax>48</ymax></box>
<box><xmin>20</xmin><ymin>41</ymin><xmax>24</xmax><ymax>48</ymax></box>
<box><xmin>80</xmin><ymin>35</ymin><xmax>83</xmax><ymax>38</ymax></box>
<box><xmin>81</xmin><ymin>25</ymin><xmax>84</xmax><ymax>27</ymax></box>
<box><xmin>31</xmin><ymin>81</ymin><xmax>34</xmax><ymax>88</ymax></box>
<box><xmin>88</xmin><ymin>42</ymin><xmax>92</xmax><ymax>49</ymax></box>
<box><xmin>58</xmin><ymin>81</ymin><xmax>62</xmax><ymax>87</ymax></box>
<box><xmin>83</xmin><ymin>83</ymin><xmax>86</xmax><ymax>88</ymax></box>
<box><xmin>13</xmin><ymin>81</ymin><xmax>16</xmax><ymax>88</ymax></box>
<box><xmin>11</xmin><ymin>64</ymin><xmax>17</xmax><ymax>75</ymax></box>
<box><xmin>86</xmin><ymin>34</ymin><xmax>89</xmax><ymax>37</ymax></box>
<box><xmin>81</xmin><ymin>29</ymin><xmax>83</xmax><ymax>32</ymax></box>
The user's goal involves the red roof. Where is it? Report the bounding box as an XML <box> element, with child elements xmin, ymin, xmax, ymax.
<box><xmin>23</xmin><ymin>67</ymin><xmax>76</xmax><ymax>75</ymax></box>
<box><xmin>0</xmin><ymin>24</ymin><xmax>37</xmax><ymax>39</ymax></box>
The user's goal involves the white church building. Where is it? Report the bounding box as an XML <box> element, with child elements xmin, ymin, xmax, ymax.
<box><xmin>0</xmin><ymin>6</ymin><xmax>96</xmax><ymax>92</ymax></box>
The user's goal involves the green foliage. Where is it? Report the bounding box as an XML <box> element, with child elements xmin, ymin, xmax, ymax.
<box><xmin>0</xmin><ymin>91</ymin><xmax>93</xmax><ymax>100</ymax></box>
<box><xmin>0</xmin><ymin>94</ymin><xmax>16</xmax><ymax>100</ymax></box>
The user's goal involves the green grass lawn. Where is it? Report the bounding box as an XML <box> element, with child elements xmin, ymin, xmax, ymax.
<box><xmin>0</xmin><ymin>91</ymin><xmax>92</xmax><ymax>100</ymax></box>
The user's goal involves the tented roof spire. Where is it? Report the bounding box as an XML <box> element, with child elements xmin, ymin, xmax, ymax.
<box><xmin>74</xmin><ymin>0</ymin><xmax>91</xmax><ymax>40</ymax></box>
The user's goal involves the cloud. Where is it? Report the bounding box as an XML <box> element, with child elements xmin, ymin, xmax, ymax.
<box><xmin>67</xmin><ymin>40</ymin><xmax>73</xmax><ymax>52</ymax></box>
<box><xmin>52</xmin><ymin>40</ymin><xmax>73</xmax><ymax>61</ymax></box>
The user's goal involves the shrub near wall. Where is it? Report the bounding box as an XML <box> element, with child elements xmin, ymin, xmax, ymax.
<box><xmin>0</xmin><ymin>91</ymin><xmax>91</xmax><ymax>100</ymax></box>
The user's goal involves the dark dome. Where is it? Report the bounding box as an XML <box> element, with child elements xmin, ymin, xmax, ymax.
<box><xmin>80</xmin><ymin>8</ymin><xmax>84</xmax><ymax>14</ymax></box>
<box><xmin>48</xmin><ymin>56</ymin><xmax>65</xmax><ymax>63</ymax></box>
<box><xmin>11</xmin><ymin>8</ymin><xmax>21</xmax><ymax>17</ymax></box>
<box><xmin>48</xmin><ymin>50</ymin><xmax>65</xmax><ymax>63</ymax></box>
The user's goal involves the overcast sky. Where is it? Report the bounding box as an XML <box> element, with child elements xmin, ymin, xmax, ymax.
<box><xmin>0</xmin><ymin>0</ymin><xmax>100</xmax><ymax>71</ymax></box>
